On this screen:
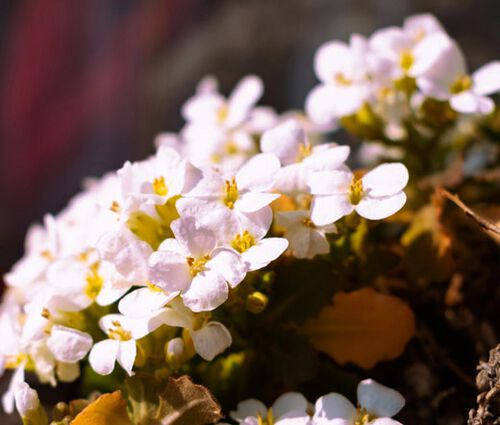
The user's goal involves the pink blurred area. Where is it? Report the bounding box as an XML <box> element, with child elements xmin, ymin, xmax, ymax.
<box><xmin>0</xmin><ymin>0</ymin><xmax>201</xmax><ymax>272</ymax></box>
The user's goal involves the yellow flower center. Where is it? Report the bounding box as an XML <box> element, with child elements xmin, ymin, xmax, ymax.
<box><xmin>152</xmin><ymin>176</ymin><xmax>168</xmax><ymax>197</ymax></box>
<box><xmin>85</xmin><ymin>262</ymin><xmax>103</xmax><ymax>300</ymax></box>
<box><xmin>217</xmin><ymin>104</ymin><xmax>229</xmax><ymax>124</ymax></box>
<box><xmin>334</xmin><ymin>72</ymin><xmax>352</xmax><ymax>86</ymax></box>
<box><xmin>223</xmin><ymin>178</ymin><xmax>239</xmax><ymax>209</ymax></box>
<box><xmin>107</xmin><ymin>320</ymin><xmax>132</xmax><ymax>341</ymax></box>
<box><xmin>354</xmin><ymin>407</ymin><xmax>375</xmax><ymax>425</ymax></box>
<box><xmin>257</xmin><ymin>408</ymin><xmax>275</xmax><ymax>425</ymax></box>
<box><xmin>399</xmin><ymin>50</ymin><xmax>414</xmax><ymax>73</ymax></box>
<box><xmin>231</xmin><ymin>231</ymin><xmax>256</xmax><ymax>253</ymax></box>
<box><xmin>450</xmin><ymin>74</ymin><xmax>472</xmax><ymax>94</ymax></box>
<box><xmin>296</xmin><ymin>142</ymin><xmax>313</xmax><ymax>162</ymax></box>
<box><xmin>349</xmin><ymin>178</ymin><xmax>365</xmax><ymax>205</ymax></box>
<box><xmin>186</xmin><ymin>255</ymin><xmax>211</xmax><ymax>276</ymax></box>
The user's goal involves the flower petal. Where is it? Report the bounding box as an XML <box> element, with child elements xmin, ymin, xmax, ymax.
<box><xmin>97</xmin><ymin>231</ymin><xmax>152</xmax><ymax>283</ymax></box>
<box><xmin>361</xmin><ymin>163</ymin><xmax>409</xmax><ymax>197</ymax></box>
<box><xmin>472</xmin><ymin>61</ymin><xmax>500</xmax><ymax>96</ymax></box>
<box><xmin>235</xmin><ymin>192</ymin><xmax>281</xmax><ymax>213</ymax></box>
<box><xmin>314</xmin><ymin>40</ymin><xmax>351</xmax><ymax>83</ymax></box>
<box><xmin>192</xmin><ymin>321</ymin><xmax>232</xmax><ymax>361</ymax></box>
<box><xmin>209</xmin><ymin>249</ymin><xmax>247</xmax><ymax>287</ymax></box>
<box><xmin>171</xmin><ymin>217</ymin><xmax>216</xmax><ymax>258</ymax></box>
<box><xmin>313</xmin><ymin>393</ymin><xmax>356</xmax><ymax>421</ymax></box>
<box><xmin>226</xmin><ymin>75</ymin><xmax>263</xmax><ymax>128</ymax></box>
<box><xmin>47</xmin><ymin>325</ymin><xmax>93</xmax><ymax>363</ymax></box>
<box><xmin>311</xmin><ymin>195</ymin><xmax>354</xmax><ymax>226</ymax></box>
<box><xmin>355</xmin><ymin>192</ymin><xmax>407</xmax><ymax>220</ymax></box>
<box><xmin>450</xmin><ymin>92</ymin><xmax>494</xmax><ymax>115</ymax></box>
<box><xmin>357</xmin><ymin>379</ymin><xmax>405</xmax><ymax>417</ymax></box>
<box><xmin>148</xmin><ymin>250</ymin><xmax>191</xmax><ymax>292</ymax></box>
<box><xmin>117</xmin><ymin>340</ymin><xmax>136</xmax><ymax>376</ymax></box>
<box><xmin>118</xmin><ymin>287</ymin><xmax>179</xmax><ymax>318</ymax></box>
<box><xmin>260</xmin><ymin>120</ymin><xmax>304</xmax><ymax>165</ymax></box>
<box><xmin>182</xmin><ymin>271</ymin><xmax>229</xmax><ymax>312</ymax></box>
<box><xmin>89</xmin><ymin>339</ymin><xmax>119</xmax><ymax>376</ymax></box>
<box><xmin>272</xmin><ymin>392</ymin><xmax>308</xmax><ymax>418</ymax></box>
<box><xmin>236</xmin><ymin>153</ymin><xmax>281</xmax><ymax>192</ymax></box>
<box><xmin>308</xmin><ymin>170</ymin><xmax>352</xmax><ymax>195</ymax></box>
<box><xmin>242</xmin><ymin>238</ymin><xmax>288</xmax><ymax>270</ymax></box>
<box><xmin>231</xmin><ymin>399</ymin><xmax>268</xmax><ymax>421</ymax></box>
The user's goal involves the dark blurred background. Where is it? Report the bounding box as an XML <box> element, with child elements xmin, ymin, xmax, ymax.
<box><xmin>1</xmin><ymin>0</ymin><xmax>500</xmax><ymax>273</ymax></box>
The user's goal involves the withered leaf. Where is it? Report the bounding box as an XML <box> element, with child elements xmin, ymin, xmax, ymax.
<box><xmin>301</xmin><ymin>288</ymin><xmax>415</xmax><ymax>369</ymax></box>
<box><xmin>155</xmin><ymin>375</ymin><xmax>222</xmax><ymax>425</ymax></box>
<box><xmin>71</xmin><ymin>391</ymin><xmax>132</xmax><ymax>425</ymax></box>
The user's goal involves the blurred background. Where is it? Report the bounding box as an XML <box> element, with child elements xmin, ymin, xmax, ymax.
<box><xmin>1</xmin><ymin>0</ymin><xmax>500</xmax><ymax>276</ymax></box>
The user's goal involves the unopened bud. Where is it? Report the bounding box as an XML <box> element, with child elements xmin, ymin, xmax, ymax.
<box><xmin>15</xmin><ymin>383</ymin><xmax>48</xmax><ymax>425</ymax></box>
<box><xmin>261</xmin><ymin>271</ymin><xmax>275</xmax><ymax>286</ymax></box>
<box><xmin>246</xmin><ymin>292</ymin><xmax>268</xmax><ymax>314</ymax></box>
<box><xmin>165</xmin><ymin>337</ymin><xmax>185</xmax><ymax>370</ymax></box>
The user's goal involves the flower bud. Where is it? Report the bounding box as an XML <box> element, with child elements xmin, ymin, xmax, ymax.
<box><xmin>246</xmin><ymin>292</ymin><xmax>268</xmax><ymax>314</ymax></box>
<box><xmin>165</xmin><ymin>337</ymin><xmax>185</xmax><ymax>370</ymax></box>
<box><xmin>15</xmin><ymin>383</ymin><xmax>48</xmax><ymax>425</ymax></box>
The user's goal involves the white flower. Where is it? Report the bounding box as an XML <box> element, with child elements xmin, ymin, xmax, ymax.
<box><xmin>97</xmin><ymin>228</ymin><xmax>153</xmax><ymax>286</ymax></box>
<box><xmin>260</xmin><ymin>120</ymin><xmax>350</xmax><ymax>193</ymax></box>
<box><xmin>313</xmin><ymin>379</ymin><xmax>404</xmax><ymax>424</ymax></box>
<box><xmin>414</xmin><ymin>35</ymin><xmax>500</xmax><ymax>114</ymax></box>
<box><xmin>182</xmin><ymin>75</ymin><xmax>263</xmax><ymax>131</ymax></box>
<box><xmin>46</xmin><ymin>254</ymin><xmax>128</xmax><ymax>312</ymax></box>
<box><xmin>306</xmin><ymin>35</ymin><xmax>372</xmax><ymax>124</ymax></box>
<box><xmin>156</xmin><ymin>299</ymin><xmax>232</xmax><ymax>361</ymax></box>
<box><xmin>148</xmin><ymin>217</ymin><xmax>247</xmax><ymax>312</ymax></box>
<box><xmin>230</xmin><ymin>230</ymin><xmax>288</xmax><ymax>272</ymax></box>
<box><xmin>402</xmin><ymin>13</ymin><xmax>445</xmax><ymax>42</ymax></box>
<box><xmin>119</xmin><ymin>146</ymin><xmax>199</xmax><ymax>212</ymax></box>
<box><xmin>275</xmin><ymin>210</ymin><xmax>337</xmax><ymax>259</ymax></box>
<box><xmin>309</xmin><ymin>163</ymin><xmax>409</xmax><ymax>225</ymax></box>
<box><xmin>181</xmin><ymin>75</ymin><xmax>264</xmax><ymax>171</ymax></box>
<box><xmin>88</xmin><ymin>314</ymin><xmax>155</xmax><ymax>376</ymax></box>
<box><xmin>176</xmin><ymin>153</ymin><xmax>281</xmax><ymax>240</ymax></box>
<box><xmin>230</xmin><ymin>392</ymin><xmax>311</xmax><ymax>425</ymax></box>
<box><xmin>4</xmin><ymin>214</ymin><xmax>59</xmax><ymax>290</ymax></box>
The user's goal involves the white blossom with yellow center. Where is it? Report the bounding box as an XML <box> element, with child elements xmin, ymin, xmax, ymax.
<box><xmin>148</xmin><ymin>217</ymin><xmax>248</xmax><ymax>312</ymax></box>
<box><xmin>313</xmin><ymin>379</ymin><xmax>405</xmax><ymax>424</ymax></box>
<box><xmin>88</xmin><ymin>314</ymin><xmax>154</xmax><ymax>376</ymax></box>
<box><xmin>309</xmin><ymin>163</ymin><xmax>409</xmax><ymax>225</ymax></box>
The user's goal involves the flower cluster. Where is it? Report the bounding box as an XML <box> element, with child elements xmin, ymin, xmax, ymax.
<box><xmin>306</xmin><ymin>13</ymin><xmax>500</xmax><ymax>138</ymax></box>
<box><xmin>2</xmin><ymin>12</ymin><xmax>498</xmax><ymax>424</ymax></box>
<box><xmin>220</xmin><ymin>379</ymin><xmax>405</xmax><ymax>425</ymax></box>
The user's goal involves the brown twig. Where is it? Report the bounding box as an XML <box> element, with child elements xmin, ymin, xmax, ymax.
<box><xmin>438</xmin><ymin>188</ymin><xmax>500</xmax><ymax>235</ymax></box>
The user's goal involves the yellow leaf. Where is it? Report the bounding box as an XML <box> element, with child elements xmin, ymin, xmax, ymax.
<box><xmin>301</xmin><ymin>288</ymin><xmax>415</xmax><ymax>369</ymax></box>
<box><xmin>71</xmin><ymin>391</ymin><xmax>132</xmax><ymax>425</ymax></box>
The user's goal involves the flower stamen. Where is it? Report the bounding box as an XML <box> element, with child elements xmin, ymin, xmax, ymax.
<box><xmin>349</xmin><ymin>178</ymin><xmax>365</xmax><ymax>205</ymax></box>
<box><xmin>153</xmin><ymin>176</ymin><xmax>168</xmax><ymax>197</ymax></box>
<box><xmin>186</xmin><ymin>255</ymin><xmax>211</xmax><ymax>276</ymax></box>
<box><xmin>223</xmin><ymin>178</ymin><xmax>239</xmax><ymax>209</ymax></box>
<box><xmin>231</xmin><ymin>231</ymin><xmax>255</xmax><ymax>253</ymax></box>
